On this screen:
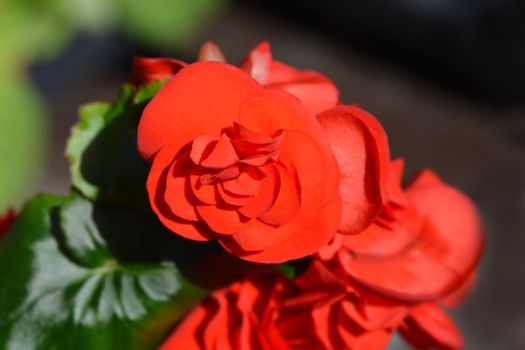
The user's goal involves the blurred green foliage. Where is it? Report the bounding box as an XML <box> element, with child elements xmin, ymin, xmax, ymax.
<box><xmin>0</xmin><ymin>78</ymin><xmax>47</xmax><ymax>213</ymax></box>
<box><xmin>0</xmin><ymin>0</ymin><xmax>227</xmax><ymax>212</ymax></box>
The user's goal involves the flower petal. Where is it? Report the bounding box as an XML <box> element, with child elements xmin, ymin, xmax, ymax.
<box><xmin>238</xmin><ymin>167</ymin><xmax>279</xmax><ymax>218</ymax></box>
<box><xmin>385</xmin><ymin>158</ymin><xmax>410</xmax><ymax>207</ymax></box>
<box><xmin>199</xmin><ymin>134</ymin><xmax>239</xmax><ymax>169</ymax></box>
<box><xmin>198</xmin><ymin>41</ymin><xmax>227</xmax><ymax>63</ymax></box>
<box><xmin>259</xmin><ymin>164</ymin><xmax>301</xmax><ymax>226</ymax></box>
<box><xmin>138</xmin><ymin>61</ymin><xmax>260</xmax><ymax>160</ymax></box>
<box><xmin>222</xmin><ymin>171</ymin><xmax>261</xmax><ymax>197</ymax></box>
<box><xmin>340</xmin><ymin>220</ymin><xmax>465</xmax><ymax>301</ymax></box>
<box><xmin>400</xmin><ymin>304</ymin><xmax>464</xmax><ymax>350</ymax></box>
<box><xmin>267</xmin><ymin>61</ymin><xmax>339</xmax><ymax>116</ymax></box>
<box><xmin>227</xmin><ymin>219</ymin><xmax>289</xmax><ymax>252</ymax></box>
<box><xmin>147</xmin><ymin>144</ymin><xmax>213</xmax><ymax>241</ymax></box>
<box><xmin>159</xmin><ymin>290</ymin><xmax>233</xmax><ymax>350</ymax></box>
<box><xmin>406</xmin><ymin>170</ymin><xmax>484</xmax><ymax>283</ymax></box>
<box><xmin>342</xmin><ymin>205</ymin><xmax>422</xmax><ymax>257</ymax></box>
<box><xmin>238</xmin><ymin>89</ymin><xmax>324</xmax><ymax>141</ymax></box>
<box><xmin>240</xmin><ymin>41</ymin><xmax>272</xmax><ymax>84</ymax></box>
<box><xmin>196</xmin><ymin>204</ymin><xmax>250</xmax><ymax>235</ymax></box>
<box><xmin>217</xmin><ymin>184</ymin><xmax>255</xmax><ymax>207</ymax></box>
<box><xmin>165</xmin><ymin>154</ymin><xmax>199</xmax><ymax>221</ymax></box>
<box><xmin>190</xmin><ymin>166</ymin><xmax>218</xmax><ymax>205</ymax></box>
<box><xmin>221</xmin><ymin>130</ymin><xmax>341</xmax><ymax>262</ymax></box>
<box><xmin>317</xmin><ymin>105</ymin><xmax>390</xmax><ymax>235</ymax></box>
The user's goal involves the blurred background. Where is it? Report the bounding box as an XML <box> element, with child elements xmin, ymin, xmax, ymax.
<box><xmin>1</xmin><ymin>0</ymin><xmax>524</xmax><ymax>348</ymax></box>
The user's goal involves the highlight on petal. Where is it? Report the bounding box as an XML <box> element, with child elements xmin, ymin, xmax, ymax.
<box><xmin>198</xmin><ymin>41</ymin><xmax>227</xmax><ymax>63</ymax></box>
<box><xmin>317</xmin><ymin>105</ymin><xmax>390</xmax><ymax>235</ymax></box>
<box><xmin>240</xmin><ymin>41</ymin><xmax>272</xmax><ymax>85</ymax></box>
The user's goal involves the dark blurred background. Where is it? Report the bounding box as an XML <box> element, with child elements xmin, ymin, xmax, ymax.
<box><xmin>2</xmin><ymin>0</ymin><xmax>524</xmax><ymax>348</ymax></box>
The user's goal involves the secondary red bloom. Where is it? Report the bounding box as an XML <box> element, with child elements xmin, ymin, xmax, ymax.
<box><xmin>336</xmin><ymin>160</ymin><xmax>484</xmax><ymax>301</ymax></box>
<box><xmin>316</xmin><ymin>159</ymin><xmax>484</xmax><ymax>349</ymax></box>
<box><xmin>289</xmin><ymin>261</ymin><xmax>405</xmax><ymax>350</ymax></box>
<box><xmin>138</xmin><ymin>61</ymin><xmax>352</xmax><ymax>263</ymax></box>
<box><xmin>0</xmin><ymin>210</ymin><xmax>15</xmax><ymax>240</ymax></box>
<box><xmin>159</xmin><ymin>272</ymin><xmax>395</xmax><ymax>350</ymax></box>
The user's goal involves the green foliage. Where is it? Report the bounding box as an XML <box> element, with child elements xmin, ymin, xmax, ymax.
<box><xmin>119</xmin><ymin>0</ymin><xmax>228</xmax><ymax>48</ymax></box>
<box><xmin>66</xmin><ymin>82</ymin><xmax>164</xmax><ymax>206</ymax></box>
<box><xmin>0</xmin><ymin>0</ymin><xmax>228</xmax><ymax>66</ymax></box>
<box><xmin>0</xmin><ymin>192</ymin><xmax>208</xmax><ymax>350</ymax></box>
<box><xmin>66</xmin><ymin>102</ymin><xmax>111</xmax><ymax>200</ymax></box>
<box><xmin>0</xmin><ymin>78</ymin><xmax>47</xmax><ymax>212</ymax></box>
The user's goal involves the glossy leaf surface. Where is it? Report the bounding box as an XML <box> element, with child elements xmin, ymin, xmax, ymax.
<box><xmin>0</xmin><ymin>193</ymin><xmax>207</xmax><ymax>350</ymax></box>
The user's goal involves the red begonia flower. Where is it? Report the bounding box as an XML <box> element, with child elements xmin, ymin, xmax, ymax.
<box><xmin>160</xmin><ymin>271</ymin><xmax>397</xmax><ymax>350</ymax></box>
<box><xmin>0</xmin><ymin>210</ymin><xmax>15</xmax><ymax>240</ymax></box>
<box><xmin>131</xmin><ymin>57</ymin><xmax>187</xmax><ymax>86</ymax></box>
<box><xmin>292</xmin><ymin>261</ymin><xmax>409</xmax><ymax>332</ymax></box>
<box><xmin>138</xmin><ymin>61</ymin><xmax>363</xmax><ymax>263</ymax></box>
<box><xmin>241</xmin><ymin>41</ymin><xmax>339</xmax><ymax>115</ymax></box>
<box><xmin>310</xmin><ymin>159</ymin><xmax>482</xmax><ymax>349</ymax></box>
<box><xmin>335</xmin><ymin>160</ymin><xmax>484</xmax><ymax>301</ymax></box>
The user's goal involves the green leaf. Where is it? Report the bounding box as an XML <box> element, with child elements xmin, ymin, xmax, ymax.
<box><xmin>66</xmin><ymin>83</ymin><xmax>164</xmax><ymax>206</ymax></box>
<box><xmin>133</xmin><ymin>79</ymin><xmax>168</xmax><ymax>105</ymax></box>
<box><xmin>0</xmin><ymin>193</ymin><xmax>207</xmax><ymax>350</ymax></box>
<box><xmin>275</xmin><ymin>263</ymin><xmax>296</xmax><ymax>279</ymax></box>
<box><xmin>66</xmin><ymin>102</ymin><xmax>111</xmax><ymax>199</ymax></box>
